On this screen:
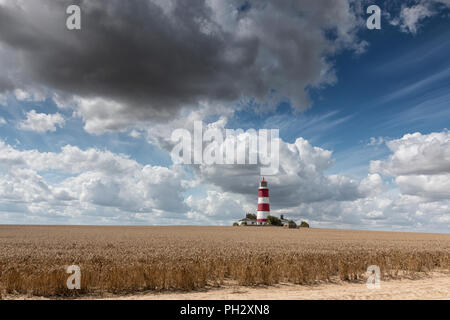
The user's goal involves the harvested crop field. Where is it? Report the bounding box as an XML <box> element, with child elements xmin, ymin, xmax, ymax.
<box><xmin>0</xmin><ymin>226</ymin><xmax>449</xmax><ymax>298</ymax></box>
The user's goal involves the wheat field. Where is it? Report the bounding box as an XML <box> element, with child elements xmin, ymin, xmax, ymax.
<box><xmin>0</xmin><ymin>225</ymin><xmax>449</xmax><ymax>297</ymax></box>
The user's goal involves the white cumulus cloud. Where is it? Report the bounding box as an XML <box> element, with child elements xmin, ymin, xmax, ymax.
<box><xmin>0</xmin><ymin>141</ymin><xmax>189</xmax><ymax>224</ymax></box>
<box><xmin>18</xmin><ymin>110</ymin><xmax>65</xmax><ymax>133</ymax></box>
<box><xmin>371</xmin><ymin>130</ymin><xmax>450</xmax><ymax>201</ymax></box>
<box><xmin>371</xmin><ymin>131</ymin><xmax>450</xmax><ymax>176</ymax></box>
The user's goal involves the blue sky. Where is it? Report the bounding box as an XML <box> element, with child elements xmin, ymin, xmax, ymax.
<box><xmin>0</xmin><ymin>0</ymin><xmax>450</xmax><ymax>232</ymax></box>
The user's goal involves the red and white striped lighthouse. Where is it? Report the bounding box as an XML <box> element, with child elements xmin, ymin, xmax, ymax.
<box><xmin>257</xmin><ymin>177</ymin><xmax>270</xmax><ymax>225</ymax></box>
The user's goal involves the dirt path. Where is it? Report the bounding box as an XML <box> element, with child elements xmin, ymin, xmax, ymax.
<box><xmin>100</xmin><ymin>272</ymin><xmax>450</xmax><ymax>300</ymax></box>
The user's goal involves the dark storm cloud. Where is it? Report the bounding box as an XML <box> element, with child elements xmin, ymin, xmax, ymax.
<box><xmin>0</xmin><ymin>0</ymin><xmax>364</xmax><ymax>130</ymax></box>
<box><xmin>0</xmin><ymin>1</ymin><xmax>251</xmax><ymax>115</ymax></box>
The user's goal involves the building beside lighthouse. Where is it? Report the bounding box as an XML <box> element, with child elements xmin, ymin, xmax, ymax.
<box><xmin>257</xmin><ymin>177</ymin><xmax>270</xmax><ymax>225</ymax></box>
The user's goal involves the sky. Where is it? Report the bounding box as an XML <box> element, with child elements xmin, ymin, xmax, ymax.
<box><xmin>0</xmin><ymin>0</ymin><xmax>449</xmax><ymax>232</ymax></box>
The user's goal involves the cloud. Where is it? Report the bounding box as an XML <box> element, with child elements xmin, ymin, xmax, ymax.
<box><xmin>388</xmin><ymin>0</ymin><xmax>450</xmax><ymax>34</ymax></box>
<box><xmin>185</xmin><ymin>190</ymin><xmax>253</xmax><ymax>224</ymax></box>
<box><xmin>371</xmin><ymin>130</ymin><xmax>450</xmax><ymax>201</ymax></box>
<box><xmin>0</xmin><ymin>168</ymin><xmax>52</xmax><ymax>203</ymax></box>
<box><xmin>0</xmin><ymin>0</ymin><xmax>365</xmax><ymax>133</ymax></box>
<box><xmin>371</xmin><ymin>131</ymin><xmax>450</xmax><ymax>176</ymax></box>
<box><xmin>398</xmin><ymin>4</ymin><xmax>433</xmax><ymax>34</ymax></box>
<box><xmin>129</xmin><ymin>130</ymin><xmax>142</xmax><ymax>139</ymax></box>
<box><xmin>143</xmin><ymin>115</ymin><xmax>371</xmax><ymax>210</ymax></box>
<box><xmin>0</xmin><ymin>116</ymin><xmax>5</xmax><ymax>125</ymax></box>
<box><xmin>191</xmin><ymin>134</ymin><xmax>384</xmax><ymax>209</ymax></box>
<box><xmin>0</xmin><ymin>128</ymin><xmax>449</xmax><ymax>231</ymax></box>
<box><xmin>395</xmin><ymin>174</ymin><xmax>450</xmax><ymax>200</ymax></box>
<box><xmin>18</xmin><ymin>110</ymin><xmax>65</xmax><ymax>133</ymax></box>
<box><xmin>431</xmin><ymin>0</ymin><xmax>450</xmax><ymax>7</ymax></box>
<box><xmin>13</xmin><ymin>88</ymin><xmax>46</xmax><ymax>102</ymax></box>
<box><xmin>179</xmin><ymin>129</ymin><xmax>449</xmax><ymax>232</ymax></box>
<box><xmin>281</xmin><ymin>193</ymin><xmax>450</xmax><ymax>233</ymax></box>
<box><xmin>0</xmin><ymin>140</ymin><xmax>139</xmax><ymax>174</ymax></box>
<box><xmin>358</xmin><ymin>173</ymin><xmax>386</xmax><ymax>196</ymax></box>
<box><xmin>0</xmin><ymin>141</ymin><xmax>189</xmax><ymax>223</ymax></box>
<box><xmin>368</xmin><ymin>136</ymin><xmax>385</xmax><ymax>146</ymax></box>
<box><xmin>0</xmin><ymin>130</ymin><xmax>384</xmax><ymax>226</ymax></box>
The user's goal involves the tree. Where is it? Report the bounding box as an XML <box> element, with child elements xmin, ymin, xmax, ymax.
<box><xmin>267</xmin><ymin>215</ymin><xmax>282</xmax><ymax>226</ymax></box>
<box><xmin>288</xmin><ymin>220</ymin><xmax>297</xmax><ymax>228</ymax></box>
<box><xmin>246</xmin><ymin>213</ymin><xmax>257</xmax><ymax>220</ymax></box>
<box><xmin>300</xmin><ymin>221</ymin><xmax>310</xmax><ymax>228</ymax></box>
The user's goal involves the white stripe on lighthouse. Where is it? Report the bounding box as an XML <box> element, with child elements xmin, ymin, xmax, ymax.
<box><xmin>258</xmin><ymin>197</ymin><xmax>270</xmax><ymax>204</ymax></box>
<box><xmin>257</xmin><ymin>211</ymin><xmax>269</xmax><ymax>220</ymax></box>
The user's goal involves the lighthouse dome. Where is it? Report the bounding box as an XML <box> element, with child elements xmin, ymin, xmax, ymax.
<box><xmin>260</xmin><ymin>178</ymin><xmax>267</xmax><ymax>188</ymax></box>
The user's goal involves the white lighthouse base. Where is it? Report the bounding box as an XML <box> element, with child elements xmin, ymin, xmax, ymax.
<box><xmin>257</xmin><ymin>211</ymin><xmax>269</xmax><ymax>225</ymax></box>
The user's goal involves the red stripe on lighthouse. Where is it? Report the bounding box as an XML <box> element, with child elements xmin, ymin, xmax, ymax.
<box><xmin>258</xmin><ymin>189</ymin><xmax>269</xmax><ymax>197</ymax></box>
<box><xmin>257</xmin><ymin>203</ymin><xmax>270</xmax><ymax>211</ymax></box>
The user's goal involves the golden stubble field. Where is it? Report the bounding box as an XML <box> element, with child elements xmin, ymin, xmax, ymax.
<box><xmin>0</xmin><ymin>225</ymin><xmax>449</xmax><ymax>298</ymax></box>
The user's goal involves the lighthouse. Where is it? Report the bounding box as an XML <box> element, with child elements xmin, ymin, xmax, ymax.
<box><xmin>257</xmin><ymin>177</ymin><xmax>270</xmax><ymax>225</ymax></box>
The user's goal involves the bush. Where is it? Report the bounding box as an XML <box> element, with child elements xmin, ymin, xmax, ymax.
<box><xmin>267</xmin><ymin>215</ymin><xmax>282</xmax><ymax>226</ymax></box>
<box><xmin>288</xmin><ymin>220</ymin><xmax>297</xmax><ymax>228</ymax></box>
<box><xmin>300</xmin><ymin>221</ymin><xmax>310</xmax><ymax>228</ymax></box>
<box><xmin>233</xmin><ymin>222</ymin><xmax>239</xmax><ymax>226</ymax></box>
<box><xmin>246</xmin><ymin>213</ymin><xmax>257</xmax><ymax>220</ymax></box>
